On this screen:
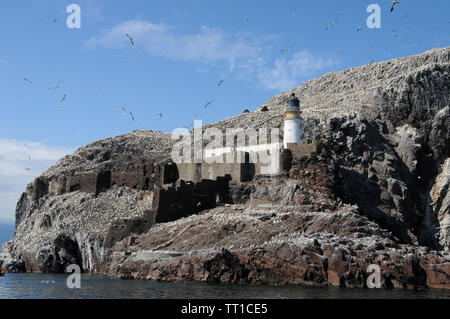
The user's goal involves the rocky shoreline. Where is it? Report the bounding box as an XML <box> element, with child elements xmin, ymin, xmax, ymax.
<box><xmin>1</xmin><ymin>47</ymin><xmax>449</xmax><ymax>290</ymax></box>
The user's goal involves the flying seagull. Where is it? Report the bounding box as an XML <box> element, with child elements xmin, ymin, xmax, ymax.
<box><xmin>126</xmin><ymin>34</ymin><xmax>135</xmax><ymax>45</ymax></box>
<box><xmin>118</xmin><ymin>105</ymin><xmax>127</xmax><ymax>116</ymax></box>
<box><xmin>218</xmin><ymin>80</ymin><xmax>224</xmax><ymax>87</ymax></box>
<box><xmin>129</xmin><ymin>111</ymin><xmax>135</xmax><ymax>122</ymax></box>
<box><xmin>326</xmin><ymin>20</ymin><xmax>338</xmax><ymax>30</ymax></box>
<box><xmin>49</xmin><ymin>81</ymin><xmax>63</xmax><ymax>90</ymax></box>
<box><xmin>0</xmin><ymin>155</ymin><xmax>4</xmax><ymax>160</ymax></box>
<box><xmin>280</xmin><ymin>49</ymin><xmax>289</xmax><ymax>53</ymax></box>
<box><xmin>24</xmin><ymin>78</ymin><xmax>33</xmax><ymax>84</ymax></box>
<box><xmin>356</xmin><ymin>26</ymin><xmax>363</xmax><ymax>31</ymax></box>
<box><xmin>204</xmin><ymin>101</ymin><xmax>213</xmax><ymax>109</ymax></box>
<box><xmin>61</xmin><ymin>95</ymin><xmax>66</xmax><ymax>103</ymax></box>
<box><xmin>244</xmin><ymin>16</ymin><xmax>249</xmax><ymax>21</ymax></box>
<box><xmin>391</xmin><ymin>1</ymin><xmax>399</xmax><ymax>12</ymax></box>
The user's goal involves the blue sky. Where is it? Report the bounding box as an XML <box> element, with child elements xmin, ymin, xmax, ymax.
<box><xmin>0</xmin><ymin>0</ymin><xmax>448</xmax><ymax>225</ymax></box>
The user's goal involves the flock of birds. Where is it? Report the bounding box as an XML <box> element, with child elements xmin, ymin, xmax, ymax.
<box><xmin>327</xmin><ymin>0</ymin><xmax>400</xmax><ymax>32</ymax></box>
<box><xmin>20</xmin><ymin>0</ymin><xmax>415</xmax><ymax>133</ymax></box>
<box><xmin>22</xmin><ymin>77</ymin><xmax>67</xmax><ymax>105</ymax></box>
<box><xmin>123</xmin><ymin>29</ymin><xmax>223</xmax><ymax>127</ymax></box>
<box><xmin>15</xmin><ymin>0</ymin><xmax>443</xmax><ymax>145</ymax></box>
<box><xmin>0</xmin><ymin>145</ymin><xmax>34</xmax><ymax>172</ymax></box>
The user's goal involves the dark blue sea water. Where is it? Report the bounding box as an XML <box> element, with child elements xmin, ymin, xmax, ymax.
<box><xmin>0</xmin><ymin>273</ymin><xmax>449</xmax><ymax>299</ymax></box>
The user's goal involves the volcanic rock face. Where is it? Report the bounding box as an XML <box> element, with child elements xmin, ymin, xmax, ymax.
<box><xmin>432</xmin><ymin>159</ymin><xmax>450</xmax><ymax>248</ymax></box>
<box><xmin>1</xmin><ymin>47</ymin><xmax>450</xmax><ymax>289</ymax></box>
<box><xmin>106</xmin><ymin>205</ymin><xmax>449</xmax><ymax>289</ymax></box>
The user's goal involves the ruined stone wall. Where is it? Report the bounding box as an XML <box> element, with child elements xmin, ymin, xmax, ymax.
<box><xmin>66</xmin><ymin>171</ymin><xmax>98</xmax><ymax>194</ymax></box>
<box><xmin>104</xmin><ymin>210</ymin><xmax>157</xmax><ymax>248</ymax></box>
<box><xmin>177</xmin><ymin>163</ymin><xmax>202</xmax><ymax>184</ymax></box>
<box><xmin>48</xmin><ymin>177</ymin><xmax>67</xmax><ymax>197</ymax></box>
<box><xmin>178</xmin><ymin>150</ymin><xmax>284</xmax><ymax>183</ymax></box>
<box><xmin>287</xmin><ymin>141</ymin><xmax>318</xmax><ymax>160</ymax></box>
<box><xmin>153</xmin><ymin>179</ymin><xmax>227</xmax><ymax>224</ymax></box>
<box><xmin>110</xmin><ymin>162</ymin><xmax>153</xmax><ymax>190</ymax></box>
<box><xmin>31</xmin><ymin>177</ymin><xmax>49</xmax><ymax>201</ymax></box>
<box><xmin>201</xmin><ymin>162</ymin><xmax>249</xmax><ymax>182</ymax></box>
<box><xmin>29</xmin><ymin>160</ymin><xmax>167</xmax><ymax>203</ymax></box>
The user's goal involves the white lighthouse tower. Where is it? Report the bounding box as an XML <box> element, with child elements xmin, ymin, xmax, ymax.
<box><xmin>283</xmin><ymin>93</ymin><xmax>302</xmax><ymax>149</ymax></box>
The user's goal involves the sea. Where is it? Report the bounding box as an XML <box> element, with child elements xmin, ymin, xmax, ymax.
<box><xmin>0</xmin><ymin>273</ymin><xmax>449</xmax><ymax>299</ymax></box>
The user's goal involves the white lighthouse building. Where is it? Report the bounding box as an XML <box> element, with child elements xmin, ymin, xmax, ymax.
<box><xmin>283</xmin><ymin>93</ymin><xmax>302</xmax><ymax>149</ymax></box>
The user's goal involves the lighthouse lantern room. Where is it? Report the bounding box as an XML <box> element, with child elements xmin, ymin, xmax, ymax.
<box><xmin>283</xmin><ymin>93</ymin><xmax>302</xmax><ymax>149</ymax></box>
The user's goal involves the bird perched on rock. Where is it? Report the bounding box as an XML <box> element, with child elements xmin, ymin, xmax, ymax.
<box><xmin>391</xmin><ymin>0</ymin><xmax>399</xmax><ymax>12</ymax></box>
<box><xmin>126</xmin><ymin>34</ymin><xmax>135</xmax><ymax>45</ymax></box>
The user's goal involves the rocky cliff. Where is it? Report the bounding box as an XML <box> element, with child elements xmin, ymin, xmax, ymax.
<box><xmin>1</xmin><ymin>47</ymin><xmax>449</xmax><ymax>289</ymax></box>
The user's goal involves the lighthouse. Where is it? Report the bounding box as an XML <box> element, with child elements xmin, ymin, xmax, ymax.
<box><xmin>283</xmin><ymin>93</ymin><xmax>302</xmax><ymax>149</ymax></box>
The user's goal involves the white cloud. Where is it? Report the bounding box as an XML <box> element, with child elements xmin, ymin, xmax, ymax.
<box><xmin>86</xmin><ymin>20</ymin><xmax>338</xmax><ymax>92</ymax></box>
<box><xmin>0</xmin><ymin>139</ymin><xmax>73</xmax><ymax>223</ymax></box>
<box><xmin>254</xmin><ymin>50</ymin><xmax>339</xmax><ymax>91</ymax></box>
<box><xmin>86</xmin><ymin>20</ymin><xmax>258</xmax><ymax>68</ymax></box>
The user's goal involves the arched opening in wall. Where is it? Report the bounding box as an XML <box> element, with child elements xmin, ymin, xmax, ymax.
<box><xmin>163</xmin><ymin>162</ymin><xmax>180</xmax><ymax>185</ymax></box>
<box><xmin>242</xmin><ymin>152</ymin><xmax>255</xmax><ymax>182</ymax></box>
<box><xmin>281</xmin><ymin>149</ymin><xmax>293</xmax><ymax>172</ymax></box>
<box><xmin>70</xmin><ymin>184</ymin><xmax>81</xmax><ymax>192</ymax></box>
<box><xmin>96</xmin><ymin>170</ymin><xmax>111</xmax><ymax>195</ymax></box>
